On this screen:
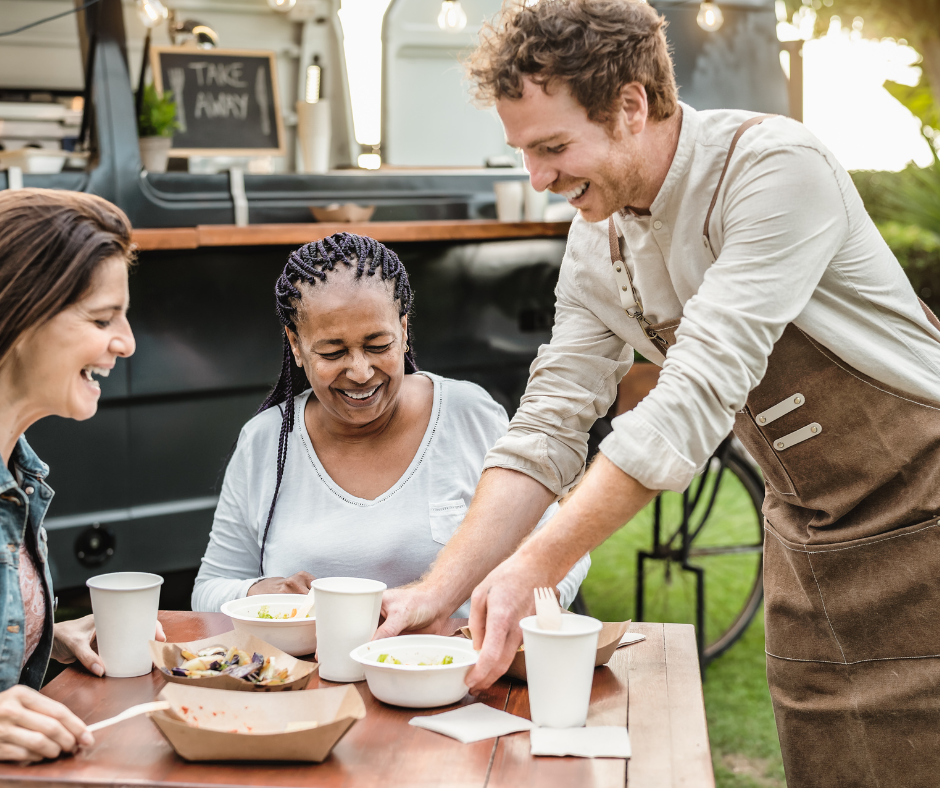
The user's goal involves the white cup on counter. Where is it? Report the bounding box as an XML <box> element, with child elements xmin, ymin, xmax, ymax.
<box><xmin>312</xmin><ymin>577</ymin><xmax>386</xmax><ymax>682</ymax></box>
<box><xmin>524</xmin><ymin>182</ymin><xmax>549</xmax><ymax>221</ymax></box>
<box><xmin>296</xmin><ymin>98</ymin><xmax>332</xmax><ymax>174</ymax></box>
<box><xmin>86</xmin><ymin>572</ymin><xmax>164</xmax><ymax>678</ymax></box>
<box><xmin>494</xmin><ymin>180</ymin><xmax>524</xmax><ymax>222</ymax></box>
<box><xmin>521</xmin><ymin>613</ymin><xmax>602</xmax><ymax>728</ymax></box>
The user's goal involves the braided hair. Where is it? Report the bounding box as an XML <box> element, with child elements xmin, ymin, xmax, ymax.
<box><xmin>256</xmin><ymin>233</ymin><xmax>417</xmax><ymax>573</ymax></box>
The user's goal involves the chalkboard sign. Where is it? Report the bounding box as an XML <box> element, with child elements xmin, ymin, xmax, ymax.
<box><xmin>150</xmin><ymin>47</ymin><xmax>285</xmax><ymax>157</ymax></box>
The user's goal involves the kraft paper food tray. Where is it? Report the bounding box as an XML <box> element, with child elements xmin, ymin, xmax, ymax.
<box><xmin>456</xmin><ymin>620</ymin><xmax>633</xmax><ymax>681</ymax></box>
<box><xmin>151</xmin><ymin>682</ymin><xmax>365</xmax><ymax>762</ymax></box>
<box><xmin>150</xmin><ymin>630</ymin><xmax>317</xmax><ymax>692</ymax></box>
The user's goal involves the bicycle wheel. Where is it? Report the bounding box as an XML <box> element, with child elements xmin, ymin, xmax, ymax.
<box><xmin>637</xmin><ymin>445</ymin><xmax>765</xmax><ymax>662</ymax></box>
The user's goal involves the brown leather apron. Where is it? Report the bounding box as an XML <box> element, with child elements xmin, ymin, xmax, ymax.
<box><xmin>608</xmin><ymin>117</ymin><xmax>940</xmax><ymax>787</ymax></box>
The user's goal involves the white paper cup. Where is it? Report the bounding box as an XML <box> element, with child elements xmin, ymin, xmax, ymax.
<box><xmin>521</xmin><ymin>613</ymin><xmax>602</xmax><ymax>728</ymax></box>
<box><xmin>86</xmin><ymin>572</ymin><xmax>163</xmax><ymax>678</ymax></box>
<box><xmin>494</xmin><ymin>181</ymin><xmax>524</xmax><ymax>222</ymax></box>
<box><xmin>296</xmin><ymin>99</ymin><xmax>331</xmax><ymax>174</ymax></box>
<box><xmin>524</xmin><ymin>182</ymin><xmax>549</xmax><ymax>222</ymax></box>
<box><xmin>312</xmin><ymin>577</ymin><xmax>386</xmax><ymax>682</ymax></box>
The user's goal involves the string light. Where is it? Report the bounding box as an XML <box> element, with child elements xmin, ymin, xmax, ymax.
<box><xmin>696</xmin><ymin>0</ymin><xmax>724</xmax><ymax>31</ymax></box>
<box><xmin>268</xmin><ymin>0</ymin><xmax>297</xmax><ymax>11</ymax></box>
<box><xmin>136</xmin><ymin>0</ymin><xmax>168</xmax><ymax>29</ymax></box>
<box><xmin>437</xmin><ymin>0</ymin><xmax>468</xmax><ymax>32</ymax></box>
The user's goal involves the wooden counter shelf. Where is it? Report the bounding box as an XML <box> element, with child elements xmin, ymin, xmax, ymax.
<box><xmin>131</xmin><ymin>220</ymin><xmax>572</xmax><ymax>252</ymax></box>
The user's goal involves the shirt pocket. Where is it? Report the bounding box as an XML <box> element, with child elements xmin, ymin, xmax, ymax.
<box><xmin>429</xmin><ymin>500</ymin><xmax>469</xmax><ymax>546</ymax></box>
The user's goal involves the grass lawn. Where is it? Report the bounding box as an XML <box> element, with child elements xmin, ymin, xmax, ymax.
<box><xmin>579</xmin><ymin>467</ymin><xmax>786</xmax><ymax>788</ymax></box>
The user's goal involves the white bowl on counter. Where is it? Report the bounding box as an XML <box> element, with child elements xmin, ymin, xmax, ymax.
<box><xmin>349</xmin><ymin>634</ymin><xmax>478</xmax><ymax>708</ymax></box>
<box><xmin>220</xmin><ymin>594</ymin><xmax>317</xmax><ymax>657</ymax></box>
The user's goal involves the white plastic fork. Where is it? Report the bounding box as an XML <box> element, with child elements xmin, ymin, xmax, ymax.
<box><xmin>533</xmin><ymin>587</ymin><xmax>562</xmax><ymax>631</ymax></box>
<box><xmin>296</xmin><ymin>583</ymin><xmax>316</xmax><ymax>620</ymax></box>
<box><xmin>87</xmin><ymin>701</ymin><xmax>171</xmax><ymax>733</ymax></box>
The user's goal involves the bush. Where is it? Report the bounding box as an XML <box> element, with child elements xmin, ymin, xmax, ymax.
<box><xmin>877</xmin><ymin>221</ymin><xmax>940</xmax><ymax>309</ymax></box>
<box><xmin>851</xmin><ymin>167</ymin><xmax>940</xmax><ymax>312</ymax></box>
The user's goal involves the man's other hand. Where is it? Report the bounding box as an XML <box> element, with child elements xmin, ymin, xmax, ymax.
<box><xmin>374</xmin><ymin>585</ymin><xmax>454</xmax><ymax>640</ymax></box>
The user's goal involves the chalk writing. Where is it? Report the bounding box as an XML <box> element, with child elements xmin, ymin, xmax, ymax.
<box><xmin>187</xmin><ymin>62</ymin><xmax>248</xmax><ymax>88</ymax></box>
<box><xmin>194</xmin><ymin>92</ymin><xmax>249</xmax><ymax>119</ymax></box>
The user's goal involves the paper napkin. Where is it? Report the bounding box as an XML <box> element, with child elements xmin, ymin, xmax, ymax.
<box><xmin>409</xmin><ymin>703</ymin><xmax>535</xmax><ymax>744</ymax></box>
<box><xmin>618</xmin><ymin>632</ymin><xmax>646</xmax><ymax>647</ymax></box>
<box><xmin>530</xmin><ymin>726</ymin><xmax>631</xmax><ymax>758</ymax></box>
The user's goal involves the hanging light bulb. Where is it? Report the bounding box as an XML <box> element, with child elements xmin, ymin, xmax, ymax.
<box><xmin>268</xmin><ymin>0</ymin><xmax>297</xmax><ymax>11</ymax></box>
<box><xmin>136</xmin><ymin>0</ymin><xmax>168</xmax><ymax>29</ymax></box>
<box><xmin>438</xmin><ymin>0</ymin><xmax>468</xmax><ymax>32</ymax></box>
<box><xmin>696</xmin><ymin>0</ymin><xmax>724</xmax><ymax>31</ymax></box>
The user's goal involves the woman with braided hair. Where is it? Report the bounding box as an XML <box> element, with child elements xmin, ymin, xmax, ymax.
<box><xmin>192</xmin><ymin>232</ymin><xmax>589</xmax><ymax>616</ymax></box>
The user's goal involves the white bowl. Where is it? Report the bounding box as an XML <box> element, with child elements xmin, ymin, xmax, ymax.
<box><xmin>350</xmin><ymin>634</ymin><xmax>478</xmax><ymax>708</ymax></box>
<box><xmin>220</xmin><ymin>594</ymin><xmax>317</xmax><ymax>657</ymax></box>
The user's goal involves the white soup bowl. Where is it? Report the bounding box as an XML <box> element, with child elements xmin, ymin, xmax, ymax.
<box><xmin>350</xmin><ymin>634</ymin><xmax>478</xmax><ymax>708</ymax></box>
<box><xmin>220</xmin><ymin>594</ymin><xmax>317</xmax><ymax>657</ymax></box>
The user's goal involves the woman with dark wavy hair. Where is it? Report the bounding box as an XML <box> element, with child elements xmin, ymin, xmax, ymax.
<box><xmin>0</xmin><ymin>189</ymin><xmax>164</xmax><ymax>762</ymax></box>
<box><xmin>192</xmin><ymin>232</ymin><xmax>589</xmax><ymax>615</ymax></box>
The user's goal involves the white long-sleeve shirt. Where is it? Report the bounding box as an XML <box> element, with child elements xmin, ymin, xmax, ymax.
<box><xmin>193</xmin><ymin>372</ymin><xmax>590</xmax><ymax>614</ymax></box>
<box><xmin>484</xmin><ymin>103</ymin><xmax>940</xmax><ymax>494</ymax></box>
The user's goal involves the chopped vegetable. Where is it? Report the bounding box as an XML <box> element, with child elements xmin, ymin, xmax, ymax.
<box><xmin>377</xmin><ymin>654</ymin><xmax>454</xmax><ymax>666</ymax></box>
<box><xmin>256</xmin><ymin>604</ymin><xmax>297</xmax><ymax>620</ymax></box>
<box><xmin>161</xmin><ymin>645</ymin><xmax>291</xmax><ymax>685</ymax></box>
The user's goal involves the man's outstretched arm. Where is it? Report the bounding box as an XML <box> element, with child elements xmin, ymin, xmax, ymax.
<box><xmin>465</xmin><ymin>452</ymin><xmax>657</xmax><ymax>691</ymax></box>
<box><xmin>374</xmin><ymin>466</ymin><xmax>555</xmax><ymax>639</ymax></box>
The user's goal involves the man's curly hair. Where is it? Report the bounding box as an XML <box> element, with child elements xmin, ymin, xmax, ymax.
<box><xmin>467</xmin><ymin>0</ymin><xmax>678</xmax><ymax>123</ymax></box>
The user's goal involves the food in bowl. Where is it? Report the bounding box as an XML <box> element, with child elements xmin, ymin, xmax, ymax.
<box><xmin>220</xmin><ymin>594</ymin><xmax>318</xmax><ymax>657</ymax></box>
<box><xmin>350</xmin><ymin>635</ymin><xmax>478</xmax><ymax>708</ymax></box>
<box><xmin>161</xmin><ymin>644</ymin><xmax>291</xmax><ymax>685</ymax></box>
<box><xmin>256</xmin><ymin>604</ymin><xmax>311</xmax><ymax>620</ymax></box>
<box><xmin>377</xmin><ymin>653</ymin><xmax>454</xmax><ymax>665</ymax></box>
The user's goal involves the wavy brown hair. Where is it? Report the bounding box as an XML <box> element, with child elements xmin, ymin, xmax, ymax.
<box><xmin>0</xmin><ymin>189</ymin><xmax>134</xmax><ymax>370</ymax></box>
<box><xmin>467</xmin><ymin>0</ymin><xmax>678</xmax><ymax>123</ymax></box>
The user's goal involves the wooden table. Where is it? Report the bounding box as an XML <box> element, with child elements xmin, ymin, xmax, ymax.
<box><xmin>0</xmin><ymin>613</ymin><xmax>713</xmax><ymax>788</ymax></box>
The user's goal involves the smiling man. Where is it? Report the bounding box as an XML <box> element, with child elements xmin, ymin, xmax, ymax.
<box><xmin>376</xmin><ymin>1</ymin><xmax>940</xmax><ymax>784</ymax></box>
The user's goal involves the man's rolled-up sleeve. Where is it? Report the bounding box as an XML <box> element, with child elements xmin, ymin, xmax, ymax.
<box><xmin>483</xmin><ymin>242</ymin><xmax>634</xmax><ymax>496</ymax></box>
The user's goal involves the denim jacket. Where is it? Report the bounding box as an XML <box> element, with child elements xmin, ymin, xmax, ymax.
<box><xmin>0</xmin><ymin>437</ymin><xmax>55</xmax><ymax>691</ymax></box>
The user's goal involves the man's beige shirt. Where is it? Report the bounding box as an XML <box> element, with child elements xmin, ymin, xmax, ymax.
<box><xmin>483</xmin><ymin>102</ymin><xmax>940</xmax><ymax>494</ymax></box>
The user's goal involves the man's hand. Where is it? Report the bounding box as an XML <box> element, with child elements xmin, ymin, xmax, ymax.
<box><xmin>463</xmin><ymin>454</ymin><xmax>658</xmax><ymax>692</ymax></box>
<box><xmin>248</xmin><ymin>571</ymin><xmax>315</xmax><ymax>596</ymax></box>
<box><xmin>0</xmin><ymin>685</ymin><xmax>93</xmax><ymax>762</ymax></box>
<box><xmin>52</xmin><ymin>614</ymin><xmax>166</xmax><ymax>677</ymax></box>
<box><xmin>465</xmin><ymin>552</ymin><xmax>550</xmax><ymax>691</ymax></box>
<box><xmin>374</xmin><ymin>585</ymin><xmax>454</xmax><ymax>640</ymax></box>
<box><xmin>374</xmin><ymin>469</ymin><xmax>556</xmax><ymax>641</ymax></box>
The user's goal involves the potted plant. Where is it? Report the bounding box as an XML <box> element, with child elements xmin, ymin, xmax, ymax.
<box><xmin>137</xmin><ymin>84</ymin><xmax>179</xmax><ymax>173</ymax></box>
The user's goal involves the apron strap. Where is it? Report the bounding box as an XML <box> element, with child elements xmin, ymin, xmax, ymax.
<box><xmin>608</xmin><ymin>216</ymin><xmax>625</xmax><ymax>264</ymax></box>
<box><xmin>920</xmin><ymin>299</ymin><xmax>940</xmax><ymax>334</ymax></box>
<box><xmin>702</xmin><ymin>114</ymin><xmax>776</xmax><ymax>257</ymax></box>
<box><xmin>608</xmin><ymin>216</ymin><xmax>645</xmax><ymax>316</ymax></box>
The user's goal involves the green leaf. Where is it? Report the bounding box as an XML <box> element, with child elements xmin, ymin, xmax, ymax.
<box><xmin>137</xmin><ymin>83</ymin><xmax>180</xmax><ymax>138</ymax></box>
<box><xmin>884</xmin><ymin>78</ymin><xmax>939</xmax><ymax>130</ymax></box>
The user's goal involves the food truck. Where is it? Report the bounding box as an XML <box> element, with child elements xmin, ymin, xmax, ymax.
<box><xmin>0</xmin><ymin>0</ymin><xmax>789</xmax><ymax>600</ymax></box>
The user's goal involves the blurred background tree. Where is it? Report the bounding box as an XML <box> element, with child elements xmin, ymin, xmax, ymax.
<box><xmin>781</xmin><ymin>0</ymin><xmax>940</xmax><ymax>309</ymax></box>
<box><xmin>782</xmin><ymin>0</ymin><xmax>939</xmax><ymax>108</ymax></box>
